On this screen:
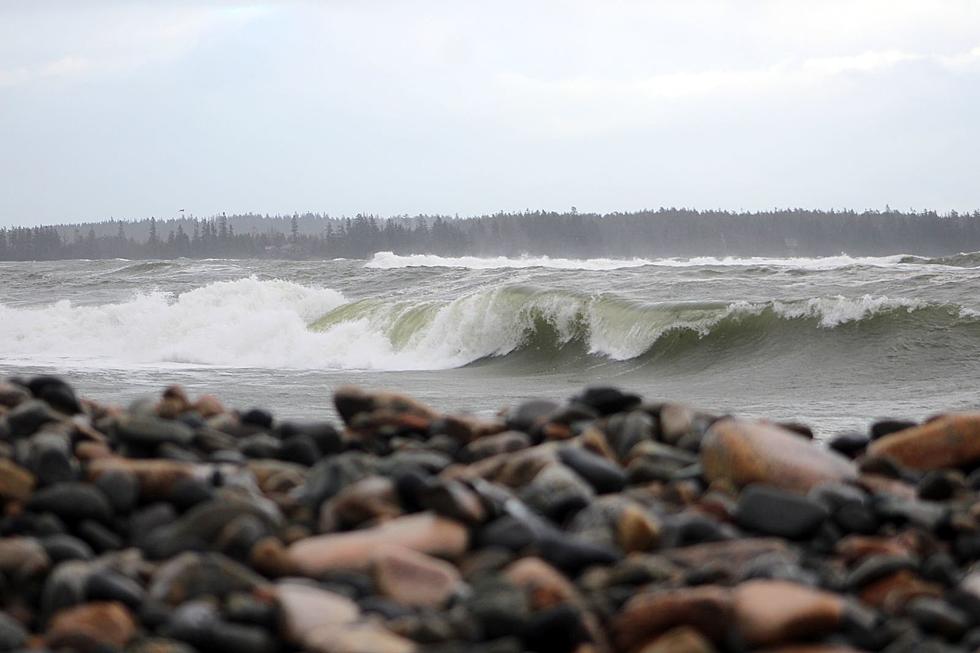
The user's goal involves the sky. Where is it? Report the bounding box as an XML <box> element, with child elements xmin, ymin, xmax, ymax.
<box><xmin>1</xmin><ymin>1</ymin><xmax>979</xmax><ymax>226</ymax></box>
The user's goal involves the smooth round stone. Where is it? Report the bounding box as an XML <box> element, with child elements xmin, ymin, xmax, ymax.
<box><xmin>41</xmin><ymin>534</ymin><xmax>94</xmax><ymax>563</ymax></box>
<box><xmin>870</xmin><ymin>419</ymin><xmax>917</xmax><ymax>440</ymax></box>
<box><xmin>27</xmin><ymin>483</ymin><xmax>112</xmax><ymax>524</ymax></box>
<box><xmin>660</xmin><ymin>513</ymin><xmax>733</xmax><ymax>548</ymax></box>
<box><xmin>241</xmin><ymin>408</ymin><xmax>274</xmax><ymax>429</ymax></box>
<box><xmin>224</xmin><ymin>593</ymin><xmax>277</xmax><ymax>629</ymax></box>
<box><xmin>465</xmin><ymin>578</ymin><xmax>529</xmax><ymax>640</ymax></box>
<box><xmin>46</xmin><ymin>601</ymin><xmax>138</xmax><ymax>652</ymax></box>
<box><xmin>604</xmin><ymin>411</ymin><xmax>654</xmax><ymax>461</ymax></box>
<box><xmin>520</xmin><ymin>464</ymin><xmax>594</xmax><ymax>523</ymax></box>
<box><xmin>7</xmin><ymin>400</ymin><xmax>61</xmax><ymax>437</ymax></box>
<box><xmin>85</xmin><ymin>571</ymin><xmax>145</xmax><ymax>610</ymax></box>
<box><xmin>0</xmin><ymin>611</ymin><xmax>28</xmax><ymax>651</ymax></box>
<box><xmin>701</xmin><ymin>419</ymin><xmax>857</xmax><ymax>493</ymax></box>
<box><xmin>572</xmin><ymin>387</ymin><xmax>641</xmax><ymax>416</ymax></box>
<box><xmin>828</xmin><ymin>431</ymin><xmax>870</xmax><ymax>457</ymax></box>
<box><xmin>537</xmin><ymin>531</ymin><xmax>620</xmax><ymax>575</ymax></box>
<box><xmin>735</xmin><ymin>485</ymin><xmax>829</xmax><ymax>539</ymax></box>
<box><xmin>94</xmin><ymin>470</ymin><xmax>139</xmax><ymax>515</ymax></box>
<box><xmin>168</xmin><ymin>477</ymin><xmax>214</xmax><ymax>512</ymax></box>
<box><xmin>905</xmin><ymin>597</ymin><xmax>969</xmax><ymax>640</ymax></box>
<box><xmin>239</xmin><ymin>434</ymin><xmax>282</xmax><ymax>459</ymax></box>
<box><xmin>868</xmin><ymin>413</ymin><xmax>980</xmax><ymax>470</ymax></box>
<box><xmin>115</xmin><ymin>414</ymin><xmax>196</xmax><ymax>448</ymax></box>
<box><xmin>505</xmin><ymin>400</ymin><xmax>560</xmax><ymax>433</ymax></box>
<box><xmin>476</xmin><ymin>516</ymin><xmax>537</xmax><ymax>552</ymax></box>
<box><xmin>279</xmin><ymin>434</ymin><xmax>320</xmax><ymax>467</ymax></box>
<box><xmin>557</xmin><ymin>446</ymin><xmax>627</xmax><ymax>494</ymax></box>
<box><xmin>461</xmin><ymin>431</ymin><xmax>531</xmax><ymax>462</ymax></box>
<box><xmin>0</xmin><ymin>459</ymin><xmax>35</xmax><ymax>502</ymax></box>
<box><xmin>76</xmin><ymin>519</ymin><xmax>123</xmax><ymax>553</ymax></box>
<box><xmin>732</xmin><ymin>580</ymin><xmax>844</xmax><ymax>648</ymax></box>
<box><xmin>846</xmin><ymin>554</ymin><xmax>916</xmax><ymax>589</ymax></box>
<box><xmin>917</xmin><ymin>471</ymin><xmax>964</xmax><ymax>501</ymax></box>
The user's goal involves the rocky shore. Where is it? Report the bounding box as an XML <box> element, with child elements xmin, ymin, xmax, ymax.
<box><xmin>1</xmin><ymin>377</ymin><xmax>980</xmax><ymax>652</ymax></box>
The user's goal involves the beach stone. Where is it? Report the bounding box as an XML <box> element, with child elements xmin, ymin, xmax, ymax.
<box><xmin>27</xmin><ymin>482</ymin><xmax>112</xmax><ymax>523</ymax></box>
<box><xmin>142</xmin><ymin>497</ymin><xmax>278</xmax><ymax>559</ymax></box>
<box><xmin>858</xmin><ymin>569</ymin><xmax>943</xmax><ymax>613</ymax></box>
<box><xmin>871</xmin><ymin>419</ymin><xmax>917</xmax><ymax>440</ymax></box>
<box><xmin>521</xmin><ymin>604</ymin><xmax>586</xmax><ymax>653</ymax></box>
<box><xmin>42</xmin><ymin>534</ymin><xmax>94</xmax><ymax>562</ymax></box>
<box><xmin>46</xmin><ymin>601</ymin><xmax>137</xmax><ymax>652</ymax></box>
<box><xmin>115</xmin><ymin>414</ymin><xmax>195</xmax><ymax>448</ymax></box>
<box><xmin>574</xmin><ymin>386</ymin><xmax>641</xmax><ymax>416</ymax></box>
<box><xmin>288</xmin><ymin>512</ymin><xmax>469</xmax><ymax>575</ymax></box>
<box><xmin>0</xmin><ymin>458</ymin><xmax>35</xmax><ymax>501</ymax></box>
<box><xmin>520</xmin><ymin>463</ymin><xmax>594</xmax><ymax>522</ymax></box>
<box><xmin>279</xmin><ymin>433</ymin><xmax>320</xmax><ymax>466</ymax></box>
<box><xmin>604</xmin><ymin>411</ymin><xmax>654</xmax><ymax>460</ymax></box>
<box><xmin>0</xmin><ymin>381</ymin><xmax>30</xmax><ymax>408</ymax></box>
<box><xmin>373</xmin><ymin>544</ymin><xmax>462</xmax><ymax>608</ymax></box>
<box><xmin>462</xmin><ymin>431</ymin><xmax>531</xmax><ymax>462</ymax></box>
<box><xmin>148</xmin><ymin>552</ymin><xmax>267</xmax><ymax>605</ymax></box>
<box><xmin>413</xmin><ymin>478</ymin><xmax>487</xmax><ymax>525</ymax></box>
<box><xmin>85</xmin><ymin>571</ymin><xmax>145</xmax><ymax>610</ymax></box>
<box><xmin>700</xmin><ymin>419</ymin><xmax>857</xmax><ymax>493</ymax></box>
<box><xmin>904</xmin><ymin>597</ymin><xmax>969</xmax><ymax>640</ymax></box>
<box><xmin>557</xmin><ymin>446</ymin><xmax>626</xmax><ymax>494</ymax></box>
<box><xmin>77</xmin><ymin>519</ymin><xmax>123</xmax><ymax>552</ymax></box>
<box><xmin>7</xmin><ymin>399</ymin><xmax>62</xmax><ymax>437</ymax></box>
<box><xmin>735</xmin><ymin>485</ymin><xmax>829</xmax><ymax>539</ymax></box>
<box><xmin>334</xmin><ymin>386</ymin><xmax>436</xmax><ymax>425</ymax></box>
<box><xmin>0</xmin><ymin>536</ymin><xmax>50</xmax><ymax>579</ymax></box>
<box><xmin>828</xmin><ymin>432</ymin><xmax>870</xmax><ymax>458</ymax></box>
<box><xmin>27</xmin><ymin>430</ymin><xmax>76</xmax><ymax>486</ymax></box>
<box><xmin>506</xmin><ymin>400</ymin><xmax>559</xmax><ymax>433</ymax></box>
<box><xmin>613</xmin><ymin>585</ymin><xmax>733</xmax><ymax>650</ymax></box>
<box><xmin>304</xmin><ymin>622</ymin><xmax>417</xmax><ymax>653</ymax></box>
<box><xmin>732</xmin><ymin>580</ymin><xmax>844</xmax><ymax>647</ymax></box>
<box><xmin>93</xmin><ymin>468</ymin><xmax>139</xmax><ymax>514</ymax></box>
<box><xmin>276</xmin><ymin>581</ymin><xmax>360</xmax><ymax>644</ymax></box>
<box><xmin>868</xmin><ymin>413</ymin><xmax>980</xmax><ymax>470</ymax></box>
<box><xmin>637</xmin><ymin>626</ymin><xmax>716</xmax><ymax>653</ymax></box>
<box><xmin>0</xmin><ymin>612</ymin><xmax>27</xmax><ymax>651</ymax></box>
<box><xmin>128</xmin><ymin>637</ymin><xmax>198</xmax><ymax>653</ymax></box>
<box><xmin>88</xmin><ymin>458</ymin><xmax>198</xmax><ymax>499</ymax></box>
<box><xmin>465</xmin><ymin>577</ymin><xmax>530</xmax><ymax>640</ymax></box>
<box><xmin>28</xmin><ymin>376</ymin><xmax>81</xmax><ymax>413</ymax></box>
<box><xmin>320</xmin><ymin>476</ymin><xmax>402</xmax><ymax>532</ymax></box>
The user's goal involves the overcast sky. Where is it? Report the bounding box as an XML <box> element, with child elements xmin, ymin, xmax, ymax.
<box><xmin>1</xmin><ymin>1</ymin><xmax>979</xmax><ymax>226</ymax></box>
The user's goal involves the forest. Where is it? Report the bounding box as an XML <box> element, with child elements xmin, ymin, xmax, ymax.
<box><xmin>2</xmin><ymin>208</ymin><xmax>980</xmax><ymax>260</ymax></box>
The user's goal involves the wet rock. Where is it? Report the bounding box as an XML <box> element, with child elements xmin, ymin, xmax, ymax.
<box><xmin>320</xmin><ymin>476</ymin><xmax>402</xmax><ymax>532</ymax></box>
<box><xmin>828</xmin><ymin>431</ymin><xmax>870</xmax><ymax>458</ymax></box>
<box><xmin>0</xmin><ymin>458</ymin><xmax>35</xmax><ymax>502</ymax></box>
<box><xmin>88</xmin><ymin>458</ymin><xmax>198</xmax><ymax>500</ymax></box>
<box><xmin>700</xmin><ymin>419</ymin><xmax>857</xmax><ymax>493</ymax></box>
<box><xmin>732</xmin><ymin>580</ymin><xmax>844</xmax><ymax>647</ymax></box>
<box><xmin>412</xmin><ymin>478</ymin><xmax>487</xmax><ymax>525</ymax></box>
<box><xmin>462</xmin><ymin>431</ymin><xmax>531</xmax><ymax>462</ymax></box>
<box><xmin>46</xmin><ymin>601</ymin><xmax>137</xmax><ymax>652</ymax></box>
<box><xmin>636</xmin><ymin>626</ymin><xmax>716</xmax><ymax>653</ymax></box>
<box><xmin>77</xmin><ymin>519</ymin><xmax>123</xmax><ymax>552</ymax></box>
<box><xmin>115</xmin><ymin>414</ymin><xmax>196</xmax><ymax>449</ymax></box>
<box><xmin>304</xmin><ymin>621</ymin><xmax>416</xmax><ymax>653</ymax></box>
<box><xmin>27</xmin><ymin>482</ymin><xmax>112</xmax><ymax>523</ymax></box>
<box><xmin>868</xmin><ymin>412</ymin><xmax>980</xmax><ymax>470</ymax></box>
<box><xmin>373</xmin><ymin>544</ymin><xmax>462</xmax><ymax>608</ymax></box>
<box><xmin>466</xmin><ymin>577</ymin><xmax>530</xmax><ymax>640</ymax></box>
<box><xmin>41</xmin><ymin>534</ymin><xmax>94</xmax><ymax>562</ymax></box>
<box><xmin>613</xmin><ymin>585</ymin><xmax>733</xmax><ymax>650</ymax></box>
<box><xmin>557</xmin><ymin>446</ymin><xmax>627</xmax><ymax>494</ymax></box>
<box><xmin>573</xmin><ymin>387</ymin><xmax>641</xmax><ymax>416</ymax></box>
<box><xmin>7</xmin><ymin>400</ymin><xmax>61</xmax><ymax>437</ymax></box>
<box><xmin>520</xmin><ymin>463</ymin><xmax>594</xmax><ymax>523</ymax></box>
<box><xmin>0</xmin><ymin>612</ymin><xmax>27</xmax><ymax>651</ymax></box>
<box><xmin>521</xmin><ymin>604</ymin><xmax>586</xmax><ymax>653</ymax></box>
<box><xmin>904</xmin><ymin>597</ymin><xmax>969</xmax><ymax>640</ymax></box>
<box><xmin>871</xmin><ymin>419</ymin><xmax>918</xmax><ymax>440</ymax></box>
<box><xmin>604</xmin><ymin>411</ymin><xmax>654</xmax><ymax>461</ymax></box>
<box><xmin>334</xmin><ymin>386</ymin><xmax>436</xmax><ymax>426</ymax></box>
<box><xmin>735</xmin><ymin>484</ymin><xmax>829</xmax><ymax>539</ymax></box>
<box><xmin>506</xmin><ymin>400</ymin><xmax>560</xmax><ymax>433</ymax></box>
<box><xmin>288</xmin><ymin>513</ymin><xmax>469</xmax><ymax>575</ymax></box>
<box><xmin>93</xmin><ymin>468</ymin><xmax>139</xmax><ymax>514</ymax></box>
<box><xmin>0</xmin><ymin>381</ymin><xmax>30</xmax><ymax>408</ymax></box>
<box><xmin>85</xmin><ymin>570</ymin><xmax>145</xmax><ymax>610</ymax></box>
<box><xmin>149</xmin><ymin>552</ymin><xmax>267</xmax><ymax>605</ymax></box>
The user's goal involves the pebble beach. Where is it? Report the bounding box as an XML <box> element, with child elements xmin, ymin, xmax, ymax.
<box><xmin>2</xmin><ymin>375</ymin><xmax>980</xmax><ymax>653</ymax></box>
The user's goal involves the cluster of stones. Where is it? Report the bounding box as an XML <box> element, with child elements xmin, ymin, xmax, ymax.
<box><xmin>2</xmin><ymin>378</ymin><xmax>980</xmax><ymax>653</ymax></box>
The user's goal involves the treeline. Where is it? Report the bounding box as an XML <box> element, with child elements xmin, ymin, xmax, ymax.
<box><xmin>3</xmin><ymin>208</ymin><xmax>980</xmax><ymax>260</ymax></box>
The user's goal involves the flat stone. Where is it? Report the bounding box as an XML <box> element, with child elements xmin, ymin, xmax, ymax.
<box><xmin>288</xmin><ymin>512</ymin><xmax>468</xmax><ymax>575</ymax></box>
<box><xmin>334</xmin><ymin>386</ymin><xmax>437</xmax><ymax>426</ymax></box>
<box><xmin>520</xmin><ymin>463</ymin><xmax>594</xmax><ymax>523</ymax></box>
<box><xmin>46</xmin><ymin>601</ymin><xmax>137</xmax><ymax>652</ymax></box>
<box><xmin>275</xmin><ymin>581</ymin><xmax>360</xmax><ymax>645</ymax></box>
<box><xmin>149</xmin><ymin>552</ymin><xmax>268</xmax><ymax>605</ymax></box>
<box><xmin>88</xmin><ymin>457</ymin><xmax>199</xmax><ymax>499</ymax></box>
<box><xmin>613</xmin><ymin>585</ymin><xmax>733</xmax><ymax>650</ymax></box>
<box><xmin>304</xmin><ymin>622</ymin><xmax>417</xmax><ymax>653</ymax></box>
<box><xmin>319</xmin><ymin>476</ymin><xmax>402</xmax><ymax>532</ymax></box>
<box><xmin>732</xmin><ymin>580</ymin><xmax>844</xmax><ymax>647</ymax></box>
<box><xmin>462</xmin><ymin>431</ymin><xmax>531</xmax><ymax>462</ymax></box>
<box><xmin>904</xmin><ymin>597</ymin><xmax>969</xmax><ymax>640</ymax></box>
<box><xmin>0</xmin><ymin>458</ymin><xmax>35</xmax><ymax>501</ymax></box>
<box><xmin>27</xmin><ymin>482</ymin><xmax>112</xmax><ymax>523</ymax></box>
<box><xmin>701</xmin><ymin>419</ymin><xmax>857</xmax><ymax>493</ymax></box>
<box><xmin>735</xmin><ymin>485</ymin><xmax>829</xmax><ymax>539</ymax></box>
<box><xmin>558</xmin><ymin>446</ymin><xmax>627</xmax><ymax>494</ymax></box>
<box><xmin>7</xmin><ymin>399</ymin><xmax>61</xmax><ymax>437</ymax></box>
<box><xmin>868</xmin><ymin>413</ymin><xmax>980</xmax><ymax>470</ymax></box>
<box><xmin>115</xmin><ymin>414</ymin><xmax>195</xmax><ymax>448</ymax></box>
<box><xmin>373</xmin><ymin>544</ymin><xmax>462</xmax><ymax>608</ymax></box>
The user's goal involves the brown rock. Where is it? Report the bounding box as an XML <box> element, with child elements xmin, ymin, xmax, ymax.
<box><xmin>701</xmin><ymin>419</ymin><xmax>857</xmax><ymax>493</ymax></box>
<box><xmin>438</xmin><ymin>414</ymin><xmax>506</xmax><ymax>443</ymax></box>
<box><xmin>88</xmin><ymin>457</ymin><xmax>198</xmax><ymax>499</ymax></box>
<box><xmin>665</xmin><ymin>538</ymin><xmax>794</xmax><ymax>572</ymax></box>
<box><xmin>287</xmin><ymin>512</ymin><xmax>468</xmax><ymax>575</ymax></box>
<box><xmin>461</xmin><ymin>430</ymin><xmax>531</xmax><ymax>461</ymax></box>
<box><xmin>334</xmin><ymin>386</ymin><xmax>437</xmax><ymax>425</ymax></box>
<box><xmin>868</xmin><ymin>413</ymin><xmax>980</xmax><ymax>470</ymax></box>
<box><xmin>637</xmin><ymin>626</ymin><xmax>717</xmax><ymax>653</ymax></box>
<box><xmin>251</xmin><ymin>537</ymin><xmax>297</xmax><ymax>577</ymax></box>
<box><xmin>0</xmin><ymin>537</ymin><xmax>49</xmax><ymax>578</ymax></box>
<box><xmin>616</xmin><ymin>504</ymin><xmax>661</xmax><ymax>553</ymax></box>
<box><xmin>74</xmin><ymin>441</ymin><xmax>114</xmax><ymax>461</ymax></box>
<box><xmin>858</xmin><ymin>569</ymin><xmax>942</xmax><ymax>613</ymax></box>
<box><xmin>373</xmin><ymin>544</ymin><xmax>462</xmax><ymax>608</ymax></box>
<box><xmin>0</xmin><ymin>459</ymin><xmax>35</xmax><ymax>502</ymax></box>
<box><xmin>732</xmin><ymin>580</ymin><xmax>844</xmax><ymax>647</ymax></box>
<box><xmin>193</xmin><ymin>394</ymin><xmax>225</xmax><ymax>418</ymax></box>
<box><xmin>276</xmin><ymin>581</ymin><xmax>359</xmax><ymax>644</ymax></box>
<box><xmin>46</xmin><ymin>602</ymin><xmax>137</xmax><ymax>652</ymax></box>
<box><xmin>836</xmin><ymin>535</ymin><xmax>912</xmax><ymax>563</ymax></box>
<box><xmin>305</xmin><ymin>622</ymin><xmax>416</xmax><ymax>653</ymax></box>
<box><xmin>505</xmin><ymin>557</ymin><xmax>580</xmax><ymax>610</ymax></box>
<box><xmin>659</xmin><ymin>403</ymin><xmax>696</xmax><ymax>444</ymax></box>
<box><xmin>613</xmin><ymin>585</ymin><xmax>733</xmax><ymax>650</ymax></box>
<box><xmin>0</xmin><ymin>382</ymin><xmax>30</xmax><ymax>408</ymax></box>
<box><xmin>320</xmin><ymin>476</ymin><xmax>402</xmax><ymax>531</ymax></box>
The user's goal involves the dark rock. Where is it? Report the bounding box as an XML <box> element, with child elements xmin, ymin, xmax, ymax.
<box><xmin>521</xmin><ymin>604</ymin><xmax>586</xmax><ymax>653</ymax></box>
<box><xmin>279</xmin><ymin>434</ymin><xmax>319</xmax><ymax>466</ymax></box>
<box><xmin>477</xmin><ymin>516</ymin><xmax>537</xmax><ymax>552</ymax></box>
<box><xmin>604</xmin><ymin>411</ymin><xmax>654</xmax><ymax>460</ymax></box>
<box><xmin>28</xmin><ymin>483</ymin><xmax>112</xmax><ymax>523</ymax></box>
<box><xmin>847</xmin><ymin>554</ymin><xmax>916</xmax><ymax>589</ymax></box>
<box><xmin>462</xmin><ymin>431</ymin><xmax>531</xmax><ymax>462</ymax></box>
<box><xmin>130</xmin><ymin>503</ymin><xmax>179</xmax><ymax>543</ymax></box>
<box><xmin>918</xmin><ymin>471</ymin><xmax>964</xmax><ymax>501</ymax></box>
<box><xmin>828</xmin><ymin>431</ymin><xmax>870</xmax><ymax>457</ymax></box>
<box><xmin>41</xmin><ymin>534</ymin><xmax>94</xmax><ymax>562</ymax></box>
<box><xmin>0</xmin><ymin>611</ymin><xmax>28</xmax><ymax>650</ymax></box>
<box><xmin>537</xmin><ymin>531</ymin><xmax>620</xmax><ymax>574</ymax></box>
<box><xmin>505</xmin><ymin>400</ymin><xmax>559</xmax><ymax>433</ymax></box>
<box><xmin>28</xmin><ymin>432</ymin><xmax>76</xmax><ymax>486</ymax></box>
<box><xmin>520</xmin><ymin>464</ymin><xmax>594</xmax><ymax>523</ymax></box>
<box><xmin>875</xmin><ymin>496</ymin><xmax>948</xmax><ymax>531</ymax></box>
<box><xmin>168</xmin><ymin>477</ymin><xmax>214</xmax><ymax>512</ymax></box>
<box><xmin>871</xmin><ymin>419</ymin><xmax>917</xmax><ymax>440</ymax></box>
<box><xmin>225</xmin><ymin>592</ymin><xmax>277</xmax><ymax>629</ymax></box>
<box><xmin>558</xmin><ymin>446</ymin><xmax>626</xmax><ymax>494</ymax></box>
<box><xmin>94</xmin><ymin>470</ymin><xmax>139</xmax><ymax>515</ymax></box>
<box><xmin>37</xmin><ymin>383</ymin><xmax>82</xmax><ymax>415</ymax></box>
<box><xmin>921</xmin><ymin>553</ymin><xmax>959</xmax><ymax>587</ymax></box>
<box><xmin>241</xmin><ymin>408</ymin><xmax>274</xmax><ymax>430</ymax></box>
<box><xmin>115</xmin><ymin>415</ymin><xmax>196</xmax><ymax>449</ymax></box>
<box><xmin>905</xmin><ymin>597</ymin><xmax>969</xmax><ymax>640</ymax></box>
<box><xmin>573</xmin><ymin>387</ymin><xmax>641</xmax><ymax>416</ymax></box>
<box><xmin>239</xmin><ymin>433</ymin><xmax>282</xmax><ymax>459</ymax></box>
<box><xmin>7</xmin><ymin>400</ymin><xmax>61</xmax><ymax>437</ymax></box>
<box><xmin>85</xmin><ymin>571</ymin><xmax>145</xmax><ymax>610</ymax></box>
<box><xmin>76</xmin><ymin>519</ymin><xmax>123</xmax><ymax>552</ymax></box>
<box><xmin>280</xmin><ymin>422</ymin><xmax>343</xmax><ymax>456</ymax></box>
<box><xmin>465</xmin><ymin>578</ymin><xmax>529</xmax><ymax>640</ymax></box>
<box><xmin>660</xmin><ymin>513</ymin><xmax>733</xmax><ymax>548</ymax></box>
<box><xmin>735</xmin><ymin>485</ymin><xmax>828</xmax><ymax>539</ymax></box>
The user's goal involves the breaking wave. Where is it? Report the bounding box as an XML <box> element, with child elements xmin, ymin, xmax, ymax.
<box><xmin>1</xmin><ymin>277</ymin><xmax>977</xmax><ymax>372</ymax></box>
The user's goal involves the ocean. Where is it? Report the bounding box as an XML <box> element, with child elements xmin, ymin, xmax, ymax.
<box><xmin>2</xmin><ymin>252</ymin><xmax>979</xmax><ymax>437</ymax></box>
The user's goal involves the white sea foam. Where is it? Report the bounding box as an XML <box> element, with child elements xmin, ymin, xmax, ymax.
<box><xmin>0</xmin><ymin>277</ymin><xmax>958</xmax><ymax>371</ymax></box>
<box><xmin>365</xmin><ymin>251</ymin><xmax>927</xmax><ymax>271</ymax></box>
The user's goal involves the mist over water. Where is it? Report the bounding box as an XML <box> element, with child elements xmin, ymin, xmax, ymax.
<box><xmin>2</xmin><ymin>253</ymin><xmax>979</xmax><ymax>436</ymax></box>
